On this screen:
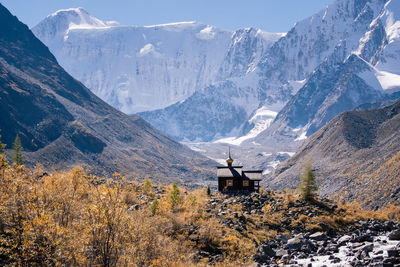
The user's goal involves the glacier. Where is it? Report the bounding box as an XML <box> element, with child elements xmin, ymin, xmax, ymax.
<box><xmin>32</xmin><ymin>8</ymin><xmax>281</xmax><ymax>114</ymax></box>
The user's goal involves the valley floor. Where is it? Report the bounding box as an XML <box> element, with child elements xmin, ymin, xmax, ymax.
<box><xmin>1</xmin><ymin>158</ymin><xmax>400</xmax><ymax>266</ymax></box>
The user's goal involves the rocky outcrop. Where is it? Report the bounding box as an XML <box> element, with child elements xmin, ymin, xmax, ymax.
<box><xmin>255</xmin><ymin>220</ymin><xmax>400</xmax><ymax>266</ymax></box>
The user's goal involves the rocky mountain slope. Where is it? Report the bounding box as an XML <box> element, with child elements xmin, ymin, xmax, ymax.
<box><xmin>0</xmin><ymin>4</ymin><xmax>215</xmax><ymax>186</ymax></box>
<box><xmin>273</xmin><ymin>99</ymin><xmax>400</xmax><ymax>207</ymax></box>
<box><xmin>256</xmin><ymin>0</ymin><xmax>400</xmax><ymax>143</ymax></box>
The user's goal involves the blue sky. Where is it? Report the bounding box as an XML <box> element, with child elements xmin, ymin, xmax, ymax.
<box><xmin>0</xmin><ymin>0</ymin><xmax>334</xmax><ymax>32</ymax></box>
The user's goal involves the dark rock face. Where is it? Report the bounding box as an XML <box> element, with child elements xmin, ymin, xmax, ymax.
<box><xmin>0</xmin><ymin>4</ymin><xmax>215</xmax><ymax>185</ymax></box>
<box><xmin>274</xmin><ymin>54</ymin><xmax>383</xmax><ymax>137</ymax></box>
<box><xmin>273</xmin><ymin>99</ymin><xmax>400</xmax><ymax>208</ymax></box>
<box><xmin>66</xmin><ymin>122</ymin><xmax>106</xmax><ymax>154</ymax></box>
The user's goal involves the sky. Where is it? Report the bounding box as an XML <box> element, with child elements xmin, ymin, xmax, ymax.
<box><xmin>0</xmin><ymin>0</ymin><xmax>334</xmax><ymax>33</ymax></box>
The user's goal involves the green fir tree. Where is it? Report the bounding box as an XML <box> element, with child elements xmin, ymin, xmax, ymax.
<box><xmin>168</xmin><ymin>183</ymin><xmax>181</xmax><ymax>210</ymax></box>
<box><xmin>299</xmin><ymin>160</ymin><xmax>318</xmax><ymax>202</ymax></box>
<box><xmin>150</xmin><ymin>198</ymin><xmax>159</xmax><ymax>215</ymax></box>
<box><xmin>142</xmin><ymin>178</ymin><xmax>153</xmax><ymax>195</ymax></box>
<box><xmin>11</xmin><ymin>134</ymin><xmax>24</xmax><ymax>165</ymax></box>
<box><xmin>206</xmin><ymin>185</ymin><xmax>211</xmax><ymax>197</ymax></box>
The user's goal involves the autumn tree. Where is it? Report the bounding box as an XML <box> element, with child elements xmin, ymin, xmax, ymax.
<box><xmin>11</xmin><ymin>135</ymin><xmax>24</xmax><ymax>165</ymax></box>
<box><xmin>299</xmin><ymin>160</ymin><xmax>318</xmax><ymax>202</ymax></box>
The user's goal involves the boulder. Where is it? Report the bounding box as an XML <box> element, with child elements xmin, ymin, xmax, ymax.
<box><xmin>287</xmin><ymin>236</ymin><xmax>304</xmax><ymax>250</ymax></box>
<box><xmin>388</xmin><ymin>249</ymin><xmax>400</xmax><ymax>258</ymax></box>
<box><xmin>309</xmin><ymin>232</ymin><xmax>327</xmax><ymax>241</ymax></box>
<box><xmin>337</xmin><ymin>234</ymin><xmax>352</xmax><ymax>246</ymax></box>
<box><xmin>260</xmin><ymin>244</ymin><xmax>276</xmax><ymax>258</ymax></box>
<box><xmin>274</xmin><ymin>249</ymin><xmax>288</xmax><ymax>258</ymax></box>
<box><xmin>389</xmin><ymin>229</ymin><xmax>400</xmax><ymax>241</ymax></box>
<box><xmin>358</xmin><ymin>243</ymin><xmax>374</xmax><ymax>254</ymax></box>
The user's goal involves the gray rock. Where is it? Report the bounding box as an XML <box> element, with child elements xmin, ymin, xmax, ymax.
<box><xmin>388</xmin><ymin>249</ymin><xmax>400</xmax><ymax>258</ymax></box>
<box><xmin>358</xmin><ymin>243</ymin><xmax>374</xmax><ymax>254</ymax></box>
<box><xmin>337</xmin><ymin>234</ymin><xmax>352</xmax><ymax>246</ymax></box>
<box><xmin>389</xmin><ymin>229</ymin><xmax>400</xmax><ymax>241</ymax></box>
<box><xmin>128</xmin><ymin>204</ymin><xmax>139</xmax><ymax>211</ymax></box>
<box><xmin>287</xmin><ymin>237</ymin><xmax>304</xmax><ymax>250</ymax></box>
<box><xmin>276</xmin><ymin>234</ymin><xmax>290</xmax><ymax>243</ymax></box>
<box><xmin>309</xmin><ymin>232</ymin><xmax>327</xmax><ymax>241</ymax></box>
<box><xmin>260</xmin><ymin>244</ymin><xmax>276</xmax><ymax>258</ymax></box>
<box><xmin>275</xmin><ymin>249</ymin><xmax>288</xmax><ymax>258</ymax></box>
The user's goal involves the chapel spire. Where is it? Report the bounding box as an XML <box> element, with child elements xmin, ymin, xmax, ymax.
<box><xmin>226</xmin><ymin>146</ymin><xmax>233</xmax><ymax>167</ymax></box>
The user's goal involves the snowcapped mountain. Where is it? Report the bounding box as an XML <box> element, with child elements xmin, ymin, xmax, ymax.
<box><xmin>32</xmin><ymin>8</ymin><xmax>281</xmax><ymax>114</ymax></box>
<box><xmin>143</xmin><ymin>0</ymin><xmax>398</xmax><ymax>145</ymax></box>
<box><xmin>261</xmin><ymin>0</ymin><xmax>400</xmax><ymax>142</ymax></box>
<box><xmin>33</xmin><ymin>0</ymin><xmax>400</xmax><ymax>176</ymax></box>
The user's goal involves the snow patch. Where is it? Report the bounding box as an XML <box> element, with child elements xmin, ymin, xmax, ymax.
<box><xmin>138</xmin><ymin>44</ymin><xmax>161</xmax><ymax>57</ymax></box>
<box><xmin>295</xmin><ymin>131</ymin><xmax>308</xmax><ymax>141</ymax></box>
<box><xmin>261</xmin><ymin>152</ymin><xmax>272</xmax><ymax>157</ymax></box>
<box><xmin>358</xmin><ymin>68</ymin><xmax>382</xmax><ymax>91</ymax></box>
<box><xmin>214</xmin><ymin>107</ymin><xmax>277</xmax><ymax>146</ymax></box>
<box><xmin>262</xmin><ymin>170</ymin><xmax>272</xmax><ymax>175</ymax></box>
<box><xmin>278</xmin><ymin>151</ymin><xmax>295</xmax><ymax>157</ymax></box>
<box><xmin>288</xmin><ymin>79</ymin><xmax>307</xmax><ymax>94</ymax></box>
<box><xmin>376</xmin><ymin>71</ymin><xmax>400</xmax><ymax>92</ymax></box>
<box><xmin>143</xmin><ymin>21</ymin><xmax>201</xmax><ymax>32</ymax></box>
<box><xmin>196</xmin><ymin>26</ymin><xmax>216</xmax><ymax>40</ymax></box>
<box><xmin>268</xmin><ymin>161</ymin><xmax>280</xmax><ymax>169</ymax></box>
<box><xmin>208</xmin><ymin>157</ymin><xmax>227</xmax><ymax>166</ymax></box>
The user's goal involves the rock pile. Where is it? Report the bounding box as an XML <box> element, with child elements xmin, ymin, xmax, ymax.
<box><xmin>204</xmin><ymin>192</ymin><xmax>400</xmax><ymax>266</ymax></box>
<box><xmin>254</xmin><ymin>220</ymin><xmax>400</xmax><ymax>266</ymax></box>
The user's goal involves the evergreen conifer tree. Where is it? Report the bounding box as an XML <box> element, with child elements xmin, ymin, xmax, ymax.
<box><xmin>150</xmin><ymin>198</ymin><xmax>159</xmax><ymax>215</ymax></box>
<box><xmin>142</xmin><ymin>178</ymin><xmax>152</xmax><ymax>195</ymax></box>
<box><xmin>168</xmin><ymin>183</ymin><xmax>180</xmax><ymax>210</ymax></box>
<box><xmin>11</xmin><ymin>134</ymin><xmax>24</xmax><ymax>165</ymax></box>
<box><xmin>299</xmin><ymin>160</ymin><xmax>318</xmax><ymax>202</ymax></box>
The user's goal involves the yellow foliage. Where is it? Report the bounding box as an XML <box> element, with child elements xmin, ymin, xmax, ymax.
<box><xmin>1</xmin><ymin>161</ymin><xmax>398</xmax><ymax>266</ymax></box>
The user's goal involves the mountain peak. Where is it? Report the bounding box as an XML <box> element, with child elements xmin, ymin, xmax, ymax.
<box><xmin>33</xmin><ymin>7</ymin><xmax>119</xmax><ymax>39</ymax></box>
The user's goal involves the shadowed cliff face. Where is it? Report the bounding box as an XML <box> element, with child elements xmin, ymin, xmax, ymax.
<box><xmin>272</xmin><ymin>99</ymin><xmax>400</xmax><ymax>208</ymax></box>
<box><xmin>0</xmin><ymin>4</ymin><xmax>215</xmax><ymax>186</ymax></box>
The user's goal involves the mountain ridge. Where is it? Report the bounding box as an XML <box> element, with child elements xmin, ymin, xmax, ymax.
<box><xmin>32</xmin><ymin>8</ymin><xmax>282</xmax><ymax>115</ymax></box>
<box><xmin>273</xmin><ymin>98</ymin><xmax>400</xmax><ymax>207</ymax></box>
<box><xmin>0</xmin><ymin>3</ymin><xmax>215</xmax><ymax>186</ymax></box>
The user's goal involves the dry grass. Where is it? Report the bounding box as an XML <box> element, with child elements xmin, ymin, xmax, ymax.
<box><xmin>1</xmin><ymin>157</ymin><xmax>400</xmax><ymax>266</ymax></box>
